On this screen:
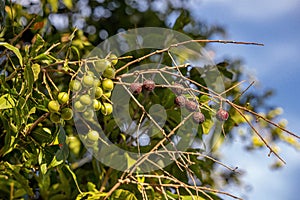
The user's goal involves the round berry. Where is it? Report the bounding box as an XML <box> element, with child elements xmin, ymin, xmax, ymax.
<box><xmin>102</xmin><ymin>79</ymin><xmax>114</xmax><ymax>92</ymax></box>
<box><xmin>69</xmin><ymin>79</ymin><xmax>82</xmax><ymax>92</ymax></box>
<box><xmin>101</xmin><ymin>102</ymin><xmax>113</xmax><ymax>115</ymax></box>
<box><xmin>103</xmin><ymin>67</ymin><xmax>115</xmax><ymax>79</ymax></box>
<box><xmin>74</xmin><ymin>101</ymin><xmax>86</xmax><ymax>112</ymax></box>
<box><xmin>174</xmin><ymin>95</ymin><xmax>186</xmax><ymax>107</ymax></box>
<box><xmin>86</xmin><ymin>130</ymin><xmax>99</xmax><ymax>144</ymax></box>
<box><xmin>48</xmin><ymin>100</ymin><xmax>60</xmax><ymax>113</ymax></box>
<box><xmin>172</xmin><ymin>83</ymin><xmax>184</xmax><ymax>95</ymax></box>
<box><xmin>143</xmin><ymin>80</ymin><xmax>155</xmax><ymax>91</ymax></box>
<box><xmin>130</xmin><ymin>82</ymin><xmax>143</xmax><ymax>95</ymax></box>
<box><xmin>216</xmin><ymin>109</ymin><xmax>229</xmax><ymax>121</ymax></box>
<box><xmin>82</xmin><ymin>75</ymin><xmax>94</xmax><ymax>88</ymax></box>
<box><xmin>82</xmin><ymin>109</ymin><xmax>94</xmax><ymax>120</ymax></box>
<box><xmin>94</xmin><ymin>79</ymin><xmax>101</xmax><ymax>87</ymax></box>
<box><xmin>102</xmin><ymin>91</ymin><xmax>112</xmax><ymax>99</ymax></box>
<box><xmin>109</xmin><ymin>54</ymin><xmax>118</xmax><ymax>65</ymax></box>
<box><xmin>93</xmin><ymin>99</ymin><xmax>102</xmax><ymax>111</ymax></box>
<box><xmin>79</xmin><ymin>94</ymin><xmax>92</xmax><ymax>105</ymax></box>
<box><xmin>61</xmin><ymin>108</ymin><xmax>73</xmax><ymax>120</ymax></box>
<box><xmin>94</xmin><ymin>87</ymin><xmax>103</xmax><ymax>99</ymax></box>
<box><xmin>185</xmin><ymin>100</ymin><xmax>198</xmax><ymax>111</ymax></box>
<box><xmin>95</xmin><ymin>59</ymin><xmax>111</xmax><ymax>73</ymax></box>
<box><xmin>58</xmin><ymin>92</ymin><xmax>69</xmax><ymax>104</ymax></box>
<box><xmin>50</xmin><ymin>112</ymin><xmax>61</xmax><ymax>123</ymax></box>
<box><xmin>193</xmin><ymin>112</ymin><xmax>205</xmax><ymax>124</ymax></box>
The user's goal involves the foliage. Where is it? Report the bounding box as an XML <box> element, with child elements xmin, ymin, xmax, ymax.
<box><xmin>0</xmin><ymin>0</ymin><xmax>299</xmax><ymax>200</ymax></box>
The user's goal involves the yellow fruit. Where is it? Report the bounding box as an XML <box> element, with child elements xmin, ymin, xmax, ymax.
<box><xmin>48</xmin><ymin>100</ymin><xmax>60</xmax><ymax>113</ymax></box>
<box><xmin>58</xmin><ymin>92</ymin><xmax>69</xmax><ymax>104</ymax></box>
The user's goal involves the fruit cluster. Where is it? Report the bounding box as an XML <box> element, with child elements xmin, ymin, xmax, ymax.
<box><xmin>129</xmin><ymin>79</ymin><xmax>156</xmax><ymax>94</ymax></box>
<box><xmin>71</xmin><ymin>55</ymin><xmax>118</xmax><ymax>145</ymax></box>
<box><xmin>171</xmin><ymin>83</ymin><xmax>229</xmax><ymax>124</ymax></box>
<box><xmin>48</xmin><ymin>92</ymin><xmax>73</xmax><ymax>123</ymax></box>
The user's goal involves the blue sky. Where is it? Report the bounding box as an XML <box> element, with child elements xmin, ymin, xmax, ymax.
<box><xmin>188</xmin><ymin>0</ymin><xmax>300</xmax><ymax>199</ymax></box>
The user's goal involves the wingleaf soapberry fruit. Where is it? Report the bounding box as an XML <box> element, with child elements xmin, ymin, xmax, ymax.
<box><xmin>48</xmin><ymin>100</ymin><xmax>60</xmax><ymax>113</ymax></box>
<box><xmin>69</xmin><ymin>79</ymin><xmax>82</xmax><ymax>92</ymax></box>
<box><xmin>193</xmin><ymin>112</ymin><xmax>205</xmax><ymax>124</ymax></box>
<box><xmin>86</xmin><ymin>130</ymin><xmax>99</xmax><ymax>144</ymax></box>
<box><xmin>174</xmin><ymin>95</ymin><xmax>186</xmax><ymax>107</ymax></box>
<box><xmin>101</xmin><ymin>102</ymin><xmax>113</xmax><ymax>115</ymax></box>
<box><xmin>61</xmin><ymin>108</ymin><xmax>73</xmax><ymax>120</ymax></box>
<box><xmin>143</xmin><ymin>80</ymin><xmax>155</xmax><ymax>91</ymax></box>
<box><xmin>58</xmin><ymin>92</ymin><xmax>69</xmax><ymax>104</ymax></box>
<box><xmin>185</xmin><ymin>100</ymin><xmax>198</xmax><ymax>111</ymax></box>
<box><xmin>216</xmin><ymin>108</ymin><xmax>229</xmax><ymax>121</ymax></box>
<box><xmin>130</xmin><ymin>82</ymin><xmax>143</xmax><ymax>95</ymax></box>
<box><xmin>102</xmin><ymin>79</ymin><xmax>114</xmax><ymax>91</ymax></box>
<box><xmin>50</xmin><ymin>112</ymin><xmax>61</xmax><ymax>123</ymax></box>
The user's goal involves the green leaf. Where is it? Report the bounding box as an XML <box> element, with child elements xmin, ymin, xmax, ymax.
<box><xmin>202</xmin><ymin>119</ymin><xmax>213</xmax><ymax>135</ymax></box>
<box><xmin>4</xmin><ymin>162</ymin><xmax>34</xmax><ymax>196</ymax></box>
<box><xmin>0</xmin><ymin>94</ymin><xmax>15</xmax><ymax>110</ymax></box>
<box><xmin>0</xmin><ymin>42</ymin><xmax>23</xmax><ymax>66</ymax></box>
<box><xmin>173</xmin><ymin>10</ymin><xmax>191</xmax><ymax>31</ymax></box>
<box><xmin>180</xmin><ymin>195</ymin><xmax>206</xmax><ymax>200</ymax></box>
<box><xmin>111</xmin><ymin>189</ymin><xmax>138</xmax><ymax>200</ymax></box>
<box><xmin>24</xmin><ymin>64</ymin><xmax>34</xmax><ymax>96</ymax></box>
<box><xmin>64</xmin><ymin>165</ymin><xmax>82</xmax><ymax>194</ymax></box>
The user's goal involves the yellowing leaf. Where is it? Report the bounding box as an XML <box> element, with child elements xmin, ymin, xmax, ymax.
<box><xmin>32</xmin><ymin>63</ymin><xmax>40</xmax><ymax>81</ymax></box>
<box><xmin>63</xmin><ymin>0</ymin><xmax>73</xmax><ymax>9</ymax></box>
<box><xmin>0</xmin><ymin>42</ymin><xmax>23</xmax><ymax>66</ymax></box>
<box><xmin>0</xmin><ymin>94</ymin><xmax>15</xmax><ymax>110</ymax></box>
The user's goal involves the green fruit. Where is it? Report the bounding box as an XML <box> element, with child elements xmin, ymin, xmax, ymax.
<box><xmin>101</xmin><ymin>102</ymin><xmax>113</xmax><ymax>115</ymax></box>
<box><xmin>58</xmin><ymin>92</ymin><xmax>69</xmax><ymax>104</ymax></box>
<box><xmin>102</xmin><ymin>91</ymin><xmax>111</xmax><ymax>99</ymax></box>
<box><xmin>82</xmin><ymin>75</ymin><xmax>94</xmax><ymax>87</ymax></box>
<box><xmin>79</xmin><ymin>94</ymin><xmax>92</xmax><ymax>105</ymax></box>
<box><xmin>86</xmin><ymin>130</ymin><xmax>99</xmax><ymax>144</ymax></box>
<box><xmin>102</xmin><ymin>79</ymin><xmax>114</xmax><ymax>91</ymax></box>
<box><xmin>95</xmin><ymin>59</ymin><xmax>111</xmax><ymax>73</ymax></box>
<box><xmin>93</xmin><ymin>99</ymin><xmax>101</xmax><ymax>111</ymax></box>
<box><xmin>48</xmin><ymin>100</ymin><xmax>60</xmax><ymax>113</ymax></box>
<box><xmin>103</xmin><ymin>67</ymin><xmax>115</xmax><ymax>79</ymax></box>
<box><xmin>94</xmin><ymin>79</ymin><xmax>101</xmax><ymax>87</ymax></box>
<box><xmin>74</xmin><ymin>101</ymin><xmax>86</xmax><ymax>112</ymax></box>
<box><xmin>109</xmin><ymin>54</ymin><xmax>118</xmax><ymax>65</ymax></box>
<box><xmin>69</xmin><ymin>80</ymin><xmax>82</xmax><ymax>92</ymax></box>
<box><xmin>61</xmin><ymin>108</ymin><xmax>73</xmax><ymax>120</ymax></box>
<box><xmin>95</xmin><ymin>87</ymin><xmax>103</xmax><ymax>99</ymax></box>
<box><xmin>82</xmin><ymin>109</ymin><xmax>94</xmax><ymax>120</ymax></box>
<box><xmin>50</xmin><ymin>112</ymin><xmax>61</xmax><ymax>123</ymax></box>
<box><xmin>86</xmin><ymin>70</ymin><xmax>95</xmax><ymax>77</ymax></box>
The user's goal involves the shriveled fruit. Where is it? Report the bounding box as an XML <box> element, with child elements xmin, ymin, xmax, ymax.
<box><xmin>69</xmin><ymin>79</ymin><xmax>82</xmax><ymax>92</ymax></box>
<box><xmin>82</xmin><ymin>74</ymin><xmax>94</xmax><ymax>87</ymax></box>
<box><xmin>174</xmin><ymin>95</ymin><xmax>186</xmax><ymax>107</ymax></box>
<box><xmin>102</xmin><ymin>79</ymin><xmax>114</xmax><ymax>91</ymax></box>
<box><xmin>86</xmin><ymin>130</ymin><xmax>99</xmax><ymax>144</ymax></box>
<box><xmin>48</xmin><ymin>100</ymin><xmax>60</xmax><ymax>113</ymax></box>
<box><xmin>79</xmin><ymin>94</ymin><xmax>92</xmax><ymax>105</ymax></box>
<box><xmin>50</xmin><ymin>113</ymin><xmax>61</xmax><ymax>123</ymax></box>
<box><xmin>193</xmin><ymin>112</ymin><xmax>205</xmax><ymax>124</ymax></box>
<box><xmin>172</xmin><ymin>83</ymin><xmax>184</xmax><ymax>95</ymax></box>
<box><xmin>143</xmin><ymin>80</ymin><xmax>155</xmax><ymax>91</ymax></box>
<box><xmin>185</xmin><ymin>100</ymin><xmax>198</xmax><ymax>111</ymax></box>
<box><xmin>61</xmin><ymin>108</ymin><xmax>73</xmax><ymax>120</ymax></box>
<box><xmin>130</xmin><ymin>82</ymin><xmax>143</xmax><ymax>95</ymax></box>
<box><xmin>103</xmin><ymin>67</ymin><xmax>115</xmax><ymax>79</ymax></box>
<box><xmin>101</xmin><ymin>102</ymin><xmax>113</xmax><ymax>115</ymax></box>
<box><xmin>58</xmin><ymin>92</ymin><xmax>69</xmax><ymax>104</ymax></box>
<box><xmin>216</xmin><ymin>108</ymin><xmax>229</xmax><ymax>121</ymax></box>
